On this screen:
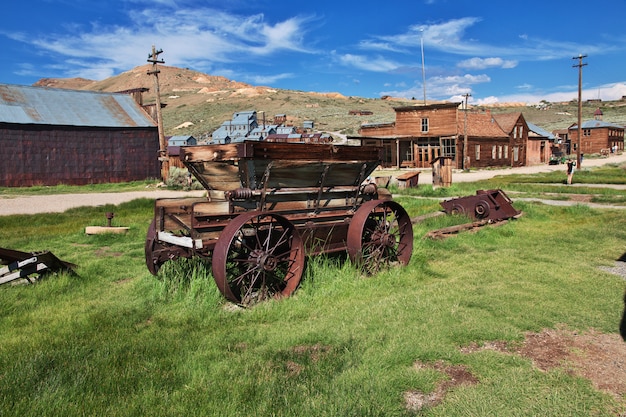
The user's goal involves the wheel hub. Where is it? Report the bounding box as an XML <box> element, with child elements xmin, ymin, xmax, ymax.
<box><xmin>250</xmin><ymin>249</ymin><xmax>278</xmax><ymax>271</ymax></box>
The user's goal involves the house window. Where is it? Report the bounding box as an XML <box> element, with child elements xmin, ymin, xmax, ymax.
<box><xmin>513</xmin><ymin>146</ymin><xmax>519</xmax><ymax>162</ymax></box>
<box><xmin>498</xmin><ymin>145</ymin><xmax>503</xmax><ymax>159</ymax></box>
<box><xmin>583</xmin><ymin>129</ymin><xmax>591</xmax><ymax>136</ymax></box>
<box><xmin>504</xmin><ymin>145</ymin><xmax>509</xmax><ymax>158</ymax></box>
<box><xmin>421</xmin><ymin>118</ymin><xmax>429</xmax><ymax>133</ymax></box>
<box><xmin>492</xmin><ymin>145</ymin><xmax>497</xmax><ymax>159</ymax></box>
<box><xmin>441</xmin><ymin>137</ymin><xmax>456</xmax><ymax>158</ymax></box>
<box><xmin>475</xmin><ymin>144</ymin><xmax>481</xmax><ymax>160</ymax></box>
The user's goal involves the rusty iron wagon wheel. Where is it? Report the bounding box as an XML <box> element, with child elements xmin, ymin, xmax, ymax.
<box><xmin>347</xmin><ymin>200</ymin><xmax>413</xmax><ymax>275</ymax></box>
<box><xmin>211</xmin><ymin>211</ymin><xmax>305</xmax><ymax>305</ymax></box>
<box><xmin>145</xmin><ymin>219</ymin><xmax>166</xmax><ymax>275</ymax></box>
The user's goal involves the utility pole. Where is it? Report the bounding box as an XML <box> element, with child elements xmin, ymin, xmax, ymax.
<box><xmin>147</xmin><ymin>45</ymin><xmax>168</xmax><ymax>181</ymax></box>
<box><xmin>573</xmin><ymin>54</ymin><xmax>587</xmax><ymax>169</ymax></box>
<box><xmin>420</xmin><ymin>28</ymin><xmax>426</xmax><ymax>105</ymax></box>
<box><xmin>462</xmin><ymin>93</ymin><xmax>471</xmax><ymax>171</ymax></box>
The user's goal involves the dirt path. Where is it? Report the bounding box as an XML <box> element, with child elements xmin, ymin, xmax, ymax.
<box><xmin>1</xmin><ymin>153</ymin><xmax>625</xmax><ymax>216</ymax></box>
<box><xmin>0</xmin><ymin>190</ymin><xmax>206</xmax><ymax>216</ymax></box>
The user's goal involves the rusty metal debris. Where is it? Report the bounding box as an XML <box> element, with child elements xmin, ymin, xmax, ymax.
<box><xmin>440</xmin><ymin>189</ymin><xmax>521</xmax><ymax>222</ymax></box>
<box><xmin>145</xmin><ymin>141</ymin><xmax>414</xmax><ymax>305</ymax></box>
<box><xmin>0</xmin><ymin>247</ymin><xmax>77</xmax><ymax>286</ymax></box>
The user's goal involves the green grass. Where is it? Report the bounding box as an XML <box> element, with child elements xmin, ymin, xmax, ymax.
<box><xmin>1</xmin><ymin>180</ymin><xmax>625</xmax><ymax>416</ymax></box>
<box><xmin>0</xmin><ymin>180</ymin><xmax>161</xmax><ymax>196</ymax></box>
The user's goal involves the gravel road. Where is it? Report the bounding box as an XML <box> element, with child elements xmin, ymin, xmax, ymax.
<box><xmin>1</xmin><ymin>153</ymin><xmax>625</xmax><ymax>216</ymax></box>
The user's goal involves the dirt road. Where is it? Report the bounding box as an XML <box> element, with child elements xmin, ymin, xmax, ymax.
<box><xmin>0</xmin><ymin>190</ymin><xmax>206</xmax><ymax>216</ymax></box>
<box><xmin>1</xmin><ymin>153</ymin><xmax>625</xmax><ymax>216</ymax></box>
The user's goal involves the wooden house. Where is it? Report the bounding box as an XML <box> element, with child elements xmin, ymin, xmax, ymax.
<box><xmin>459</xmin><ymin>112</ymin><xmax>511</xmax><ymax>169</ymax></box>
<box><xmin>491</xmin><ymin>113</ymin><xmax>527</xmax><ymax>167</ymax></box>
<box><xmin>568</xmin><ymin>119</ymin><xmax>624</xmax><ymax>156</ymax></box>
<box><xmin>357</xmin><ymin>102</ymin><xmax>460</xmax><ymax>168</ymax></box>
<box><xmin>0</xmin><ymin>84</ymin><xmax>160</xmax><ymax>187</ymax></box>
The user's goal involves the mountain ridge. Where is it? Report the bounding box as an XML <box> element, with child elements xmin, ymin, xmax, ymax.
<box><xmin>31</xmin><ymin>65</ymin><xmax>626</xmax><ymax>140</ymax></box>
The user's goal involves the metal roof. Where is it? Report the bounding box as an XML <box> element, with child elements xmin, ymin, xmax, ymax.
<box><xmin>570</xmin><ymin>120</ymin><xmax>625</xmax><ymax>130</ymax></box>
<box><xmin>0</xmin><ymin>83</ymin><xmax>156</xmax><ymax>128</ymax></box>
<box><xmin>526</xmin><ymin>121</ymin><xmax>557</xmax><ymax>140</ymax></box>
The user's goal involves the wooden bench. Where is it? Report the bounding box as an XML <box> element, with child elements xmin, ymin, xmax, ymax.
<box><xmin>396</xmin><ymin>171</ymin><xmax>420</xmax><ymax>189</ymax></box>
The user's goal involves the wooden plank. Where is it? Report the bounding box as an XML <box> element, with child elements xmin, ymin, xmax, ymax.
<box><xmin>180</xmin><ymin>144</ymin><xmax>241</xmax><ymax>162</ymax></box>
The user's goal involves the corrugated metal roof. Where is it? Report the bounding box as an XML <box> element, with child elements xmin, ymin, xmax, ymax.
<box><xmin>570</xmin><ymin>120</ymin><xmax>625</xmax><ymax>130</ymax></box>
<box><xmin>0</xmin><ymin>83</ymin><xmax>156</xmax><ymax>128</ymax></box>
<box><xmin>527</xmin><ymin>121</ymin><xmax>556</xmax><ymax>140</ymax></box>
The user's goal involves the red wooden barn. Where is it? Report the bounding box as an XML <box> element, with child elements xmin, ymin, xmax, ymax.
<box><xmin>0</xmin><ymin>84</ymin><xmax>160</xmax><ymax>187</ymax></box>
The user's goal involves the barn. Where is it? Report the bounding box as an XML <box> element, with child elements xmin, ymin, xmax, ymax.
<box><xmin>0</xmin><ymin>84</ymin><xmax>160</xmax><ymax>187</ymax></box>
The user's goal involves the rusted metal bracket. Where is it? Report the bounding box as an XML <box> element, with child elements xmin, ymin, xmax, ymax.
<box><xmin>259</xmin><ymin>161</ymin><xmax>273</xmax><ymax>211</ymax></box>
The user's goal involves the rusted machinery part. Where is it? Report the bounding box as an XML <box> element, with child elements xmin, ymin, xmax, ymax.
<box><xmin>211</xmin><ymin>211</ymin><xmax>305</xmax><ymax>305</ymax></box>
<box><xmin>440</xmin><ymin>189</ymin><xmax>520</xmax><ymax>222</ymax></box>
<box><xmin>346</xmin><ymin>199</ymin><xmax>414</xmax><ymax>275</ymax></box>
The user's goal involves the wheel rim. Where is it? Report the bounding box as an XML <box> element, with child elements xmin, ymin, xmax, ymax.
<box><xmin>347</xmin><ymin>200</ymin><xmax>413</xmax><ymax>274</ymax></box>
<box><xmin>145</xmin><ymin>219</ymin><xmax>163</xmax><ymax>275</ymax></box>
<box><xmin>212</xmin><ymin>212</ymin><xmax>305</xmax><ymax>305</ymax></box>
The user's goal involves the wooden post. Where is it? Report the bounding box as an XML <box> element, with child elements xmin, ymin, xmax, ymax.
<box><xmin>147</xmin><ymin>45</ymin><xmax>169</xmax><ymax>181</ymax></box>
<box><xmin>573</xmin><ymin>54</ymin><xmax>587</xmax><ymax>169</ymax></box>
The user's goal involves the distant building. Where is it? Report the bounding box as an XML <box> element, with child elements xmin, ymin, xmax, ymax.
<box><xmin>168</xmin><ymin>135</ymin><xmax>197</xmax><ymax>146</ymax></box>
<box><xmin>211</xmin><ymin>110</ymin><xmax>258</xmax><ymax>143</ymax></box>
<box><xmin>0</xmin><ymin>83</ymin><xmax>159</xmax><ymax>187</ymax></box>
<box><xmin>353</xmin><ymin>102</ymin><xmax>556</xmax><ymax>169</ymax></box>
<box><xmin>210</xmin><ymin>111</ymin><xmax>324</xmax><ymax>144</ymax></box>
<box><xmin>568</xmin><ymin>119</ymin><xmax>624</xmax><ymax>155</ymax></box>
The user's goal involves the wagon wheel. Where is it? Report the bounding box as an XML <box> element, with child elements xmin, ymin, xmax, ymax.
<box><xmin>145</xmin><ymin>219</ymin><xmax>167</xmax><ymax>275</ymax></box>
<box><xmin>212</xmin><ymin>212</ymin><xmax>305</xmax><ymax>305</ymax></box>
<box><xmin>347</xmin><ymin>200</ymin><xmax>413</xmax><ymax>275</ymax></box>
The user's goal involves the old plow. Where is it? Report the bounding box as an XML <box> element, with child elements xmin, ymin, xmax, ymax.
<box><xmin>145</xmin><ymin>141</ymin><xmax>414</xmax><ymax>305</ymax></box>
<box><xmin>0</xmin><ymin>247</ymin><xmax>77</xmax><ymax>286</ymax></box>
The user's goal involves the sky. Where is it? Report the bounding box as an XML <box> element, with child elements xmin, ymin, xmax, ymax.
<box><xmin>3</xmin><ymin>0</ymin><xmax>626</xmax><ymax>105</ymax></box>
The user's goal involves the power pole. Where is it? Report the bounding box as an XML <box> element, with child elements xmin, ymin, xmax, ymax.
<box><xmin>420</xmin><ymin>28</ymin><xmax>427</xmax><ymax>105</ymax></box>
<box><xmin>573</xmin><ymin>54</ymin><xmax>587</xmax><ymax>169</ymax></box>
<box><xmin>462</xmin><ymin>93</ymin><xmax>471</xmax><ymax>171</ymax></box>
<box><xmin>147</xmin><ymin>45</ymin><xmax>168</xmax><ymax>181</ymax></box>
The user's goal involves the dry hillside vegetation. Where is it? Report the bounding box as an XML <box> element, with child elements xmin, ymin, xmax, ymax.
<box><xmin>33</xmin><ymin>65</ymin><xmax>626</xmax><ymax>141</ymax></box>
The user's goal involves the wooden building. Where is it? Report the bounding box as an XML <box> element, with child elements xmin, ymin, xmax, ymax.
<box><xmin>357</xmin><ymin>103</ymin><xmax>460</xmax><ymax>168</ymax></box>
<box><xmin>0</xmin><ymin>84</ymin><xmax>160</xmax><ymax>187</ymax></box>
<box><xmin>354</xmin><ymin>102</ymin><xmax>560</xmax><ymax>170</ymax></box>
<box><xmin>568</xmin><ymin>119</ymin><xmax>625</xmax><ymax>156</ymax></box>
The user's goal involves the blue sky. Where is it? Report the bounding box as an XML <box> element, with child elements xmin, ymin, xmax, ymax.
<box><xmin>3</xmin><ymin>0</ymin><xmax>626</xmax><ymax>105</ymax></box>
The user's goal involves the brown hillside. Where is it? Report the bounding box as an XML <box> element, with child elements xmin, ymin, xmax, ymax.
<box><xmin>33</xmin><ymin>65</ymin><xmax>626</xmax><ymax>141</ymax></box>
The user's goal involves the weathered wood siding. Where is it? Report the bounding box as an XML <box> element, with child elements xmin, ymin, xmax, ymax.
<box><xmin>461</xmin><ymin>138</ymin><xmax>511</xmax><ymax>169</ymax></box>
<box><xmin>569</xmin><ymin>127</ymin><xmax>624</xmax><ymax>155</ymax></box>
<box><xmin>393</xmin><ymin>107</ymin><xmax>457</xmax><ymax>137</ymax></box>
<box><xmin>0</xmin><ymin>124</ymin><xmax>160</xmax><ymax>187</ymax></box>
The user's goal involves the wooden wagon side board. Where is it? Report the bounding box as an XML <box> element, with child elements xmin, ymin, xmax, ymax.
<box><xmin>180</xmin><ymin>142</ymin><xmax>383</xmax><ymax>191</ymax></box>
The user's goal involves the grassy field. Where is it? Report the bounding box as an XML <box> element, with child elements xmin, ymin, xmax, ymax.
<box><xmin>1</xmin><ymin>169</ymin><xmax>625</xmax><ymax>416</ymax></box>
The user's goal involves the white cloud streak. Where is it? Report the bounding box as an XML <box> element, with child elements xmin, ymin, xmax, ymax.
<box><xmin>5</xmin><ymin>7</ymin><xmax>316</xmax><ymax>81</ymax></box>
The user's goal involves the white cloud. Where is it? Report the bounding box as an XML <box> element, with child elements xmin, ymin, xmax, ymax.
<box><xmin>6</xmin><ymin>7</ymin><xmax>316</xmax><ymax>81</ymax></box>
<box><xmin>380</xmin><ymin>73</ymin><xmax>490</xmax><ymax>100</ymax></box>
<box><xmin>246</xmin><ymin>73</ymin><xmax>294</xmax><ymax>85</ymax></box>
<box><xmin>457</xmin><ymin>57</ymin><xmax>518</xmax><ymax>70</ymax></box>
<box><xmin>472</xmin><ymin>82</ymin><xmax>626</xmax><ymax>105</ymax></box>
<box><xmin>335</xmin><ymin>53</ymin><xmax>400</xmax><ymax>72</ymax></box>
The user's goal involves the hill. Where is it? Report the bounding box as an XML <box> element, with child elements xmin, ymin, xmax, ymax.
<box><xmin>33</xmin><ymin>65</ymin><xmax>626</xmax><ymax>140</ymax></box>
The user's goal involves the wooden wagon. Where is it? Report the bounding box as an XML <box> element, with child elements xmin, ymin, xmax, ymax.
<box><xmin>145</xmin><ymin>141</ymin><xmax>413</xmax><ymax>305</ymax></box>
